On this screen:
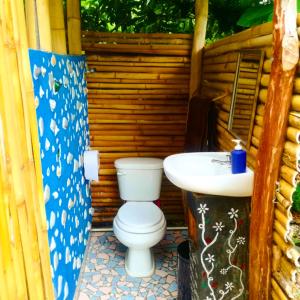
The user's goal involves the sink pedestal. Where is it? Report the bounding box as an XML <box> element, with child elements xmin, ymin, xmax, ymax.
<box><xmin>187</xmin><ymin>192</ymin><xmax>250</xmax><ymax>300</ymax></box>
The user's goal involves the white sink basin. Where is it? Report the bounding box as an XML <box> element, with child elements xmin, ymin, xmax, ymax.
<box><xmin>163</xmin><ymin>152</ymin><xmax>254</xmax><ymax>197</ymax></box>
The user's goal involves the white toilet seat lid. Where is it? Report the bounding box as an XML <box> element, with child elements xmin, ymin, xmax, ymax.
<box><xmin>115</xmin><ymin>202</ymin><xmax>165</xmax><ymax>234</ymax></box>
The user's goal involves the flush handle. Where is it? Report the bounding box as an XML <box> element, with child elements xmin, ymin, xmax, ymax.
<box><xmin>117</xmin><ymin>171</ymin><xmax>126</xmax><ymax>176</ymax></box>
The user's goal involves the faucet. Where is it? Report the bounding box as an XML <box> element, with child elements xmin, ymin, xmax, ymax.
<box><xmin>211</xmin><ymin>155</ymin><xmax>231</xmax><ymax>165</ymax></box>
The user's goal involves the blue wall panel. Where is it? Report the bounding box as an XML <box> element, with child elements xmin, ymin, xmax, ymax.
<box><xmin>29</xmin><ymin>50</ymin><xmax>92</xmax><ymax>300</ymax></box>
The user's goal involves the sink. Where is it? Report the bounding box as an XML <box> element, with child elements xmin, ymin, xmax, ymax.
<box><xmin>163</xmin><ymin>152</ymin><xmax>254</xmax><ymax>197</ymax></box>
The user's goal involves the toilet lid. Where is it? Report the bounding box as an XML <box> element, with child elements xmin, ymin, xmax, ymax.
<box><xmin>115</xmin><ymin>202</ymin><xmax>166</xmax><ymax>234</ymax></box>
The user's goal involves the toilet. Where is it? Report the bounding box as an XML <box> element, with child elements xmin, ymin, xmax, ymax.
<box><xmin>113</xmin><ymin>157</ymin><xmax>166</xmax><ymax>277</ymax></box>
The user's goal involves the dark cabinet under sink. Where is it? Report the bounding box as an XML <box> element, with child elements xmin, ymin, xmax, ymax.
<box><xmin>187</xmin><ymin>192</ymin><xmax>250</xmax><ymax>300</ymax></box>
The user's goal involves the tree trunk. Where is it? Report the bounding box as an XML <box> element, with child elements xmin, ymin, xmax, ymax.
<box><xmin>249</xmin><ymin>1</ymin><xmax>298</xmax><ymax>299</ymax></box>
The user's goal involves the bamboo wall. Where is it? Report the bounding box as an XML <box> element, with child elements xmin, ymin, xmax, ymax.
<box><xmin>202</xmin><ymin>20</ymin><xmax>300</xmax><ymax>299</ymax></box>
<box><xmin>82</xmin><ymin>32</ymin><xmax>192</xmax><ymax>226</ymax></box>
<box><xmin>0</xmin><ymin>0</ymin><xmax>54</xmax><ymax>298</ymax></box>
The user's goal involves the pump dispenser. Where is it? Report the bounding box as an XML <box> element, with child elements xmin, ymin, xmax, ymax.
<box><xmin>231</xmin><ymin>139</ymin><xmax>246</xmax><ymax>174</ymax></box>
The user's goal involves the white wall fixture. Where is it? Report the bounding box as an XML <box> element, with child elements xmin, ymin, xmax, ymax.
<box><xmin>83</xmin><ymin>150</ymin><xmax>99</xmax><ymax>181</ymax></box>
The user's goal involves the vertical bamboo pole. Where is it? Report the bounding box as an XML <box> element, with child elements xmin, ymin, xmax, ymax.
<box><xmin>0</xmin><ymin>0</ymin><xmax>54</xmax><ymax>298</ymax></box>
<box><xmin>49</xmin><ymin>0</ymin><xmax>67</xmax><ymax>54</ymax></box>
<box><xmin>35</xmin><ymin>0</ymin><xmax>52</xmax><ymax>51</ymax></box>
<box><xmin>25</xmin><ymin>0</ymin><xmax>39</xmax><ymax>49</ymax></box>
<box><xmin>67</xmin><ymin>0</ymin><xmax>82</xmax><ymax>54</ymax></box>
<box><xmin>249</xmin><ymin>1</ymin><xmax>298</xmax><ymax>299</ymax></box>
<box><xmin>12</xmin><ymin>0</ymin><xmax>55</xmax><ymax>297</ymax></box>
<box><xmin>189</xmin><ymin>0</ymin><xmax>208</xmax><ymax>97</ymax></box>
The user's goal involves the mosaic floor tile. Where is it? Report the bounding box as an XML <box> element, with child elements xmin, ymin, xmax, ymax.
<box><xmin>75</xmin><ymin>230</ymin><xmax>188</xmax><ymax>299</ymax></box>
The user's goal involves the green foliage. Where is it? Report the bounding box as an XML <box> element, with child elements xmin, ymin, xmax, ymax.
<box><xmin>293</xmin><ymin>184</ymin><xmax>300</xmax><ymax>213</ymax></box>
<box><xmin>237</xmin><ymin>1</ymin><xmax>273</xmax><ymax>27</ymax></box>
<box><xmin>238</xmin><ymin>0</ymin><xmax>300</xmax><ymax>28</ymax></box>
<box><xmin>81</xmin><ymin>0</ymin><xmax>195</xmax><ymax>33</ymax></box>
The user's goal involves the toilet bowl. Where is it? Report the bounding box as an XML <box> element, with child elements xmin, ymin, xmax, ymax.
<box><xmin>113</xmin><ymin>157</ymin><xmax>166</xmax><ymax>277</ymax></box>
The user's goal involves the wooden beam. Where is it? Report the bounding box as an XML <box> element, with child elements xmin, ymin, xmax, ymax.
<box><xmin>49</xmin><ymin>0</ymin><xmax>67</xmax><ymax>54</ymax></box>
<box><xmin>189</xmin><ymin>0</ymin><xmax>208</xmax><ymax>97</ymax></box>
<box><xmin>67</xmin><ymin>0</ymin><xmax>82</xmax><ymax>55</ymax></box>
<box><xmin>249</xmin><ymin>1</ymin><xmax>299</xmax><ymax>299</ymax></box>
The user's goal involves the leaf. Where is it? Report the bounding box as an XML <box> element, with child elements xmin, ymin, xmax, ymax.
<box><xmin>237</xmin><ymin>3</ymin><xmax>273</xmax><ymax>27</ymax></box>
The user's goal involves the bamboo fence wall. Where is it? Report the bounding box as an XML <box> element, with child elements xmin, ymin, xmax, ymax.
<box><xmin>0</xmin><ymin>0</ymin><xmax>54</xmax><ymax>299</ymax></box>
<box><xmin>202</xmin><ymin>19</ymin><xmax>300</xmax><ymax>299</ymax></box>
<box><xmin>82</xmin><ymin>32</ymin><xmax>192</xmax><ymax>226</ymax></box>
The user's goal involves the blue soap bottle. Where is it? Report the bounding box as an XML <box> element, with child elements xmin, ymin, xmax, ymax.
<box><xmin>231</xmin><ymin>139</ymin><xmax>246</xmax><ymax>174</ymax></box>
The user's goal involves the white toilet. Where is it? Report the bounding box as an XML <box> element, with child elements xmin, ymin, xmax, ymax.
<box><xmin>113</xmin><ymin>157</ymin><xmax>166</xmax><ymax>277</ymax></box>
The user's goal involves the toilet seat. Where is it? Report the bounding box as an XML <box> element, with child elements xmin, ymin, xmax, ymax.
<box><xmin>114</xmin><ymin>202</ymin><xmax>165</xmax><ymax>234</ymax></box>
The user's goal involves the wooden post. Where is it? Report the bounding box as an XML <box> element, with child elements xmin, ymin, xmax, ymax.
<box><xmin>35</xmin><ymin>0</ymin><xmax>52</xmax><ymax>51</ymax></box>
<box><xmin>189</xmin><ymin>0</ymin><xmax>208</xmax><ymax>97</ymax></box>
<box><xmin>49</xmin><ymin>0</ymin><xmax>67</xmax><ymax>54</ymax></box>
<box><xmin>67</xmin><ymin>0</ymin><xmax>82</xmax><ymax>54</ymax></box>
<box><xmin>249</xmin><ymin>1</ymin><xmax>298</xmax><ymax>299</ymax></box>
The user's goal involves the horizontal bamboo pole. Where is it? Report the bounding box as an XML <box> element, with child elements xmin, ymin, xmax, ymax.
<box><xmin>280</xmin><ymin>165</ymin><xmax>298</xmax><ymax>186</ymax></box>
<box><xmin>203</xmin><ymin>72</ymin><xmax>235</xmax><ymax>83</ymax></box>
<box><xmin>274</xmin><ymin>208</ymin><xmax>289</xmax><ymax>229</ymax></box>
<box><xmin>88</xmin><ymin>98</ymin><xmax>188</xmax><ymax>106</ymax></box>
<box><xmin>87</xmin><ymin>72</ymin><xmax>190</xmax><ymax>80</ymax></box>
<box><xmin>260</xmin><ymin>89</ymin><xmax>300</xmax><ymax>112</ymax></box>
<box><xmin>88</xmin><ymin>107</ymin><xmax>187</xmax><ymax>115</ymax></box>
<box><xmin>271</xmin><ymin>278</ymin><xmax>289</xmax><ymax>300</ymax></box>
<box><xmin>203</xmin><ymin>62</ymin><xmax>237</xmax><ymax>73</ymax></box>
<box><xmin>255</xmin><ymin>115</ymin><xmax>264</xmax><ymax>126</ymax></box>
<box><xmin>205</xmin><ymin>34</ymin><xmax>272</xmax><ymax>57</ymax></box>
<box><xmin>205</xmin><ymin>21</ymin><xmax>273</xmax><ymax>52</ymax></box>
<box><xmin>89</xmin><ymin>103</ymin><xmax>187</xmax><ymax>112</ymax></box>
<box><xmin>88</xmin><ymin>92</ymin><xmax>187</xmax><ymax>99</ymax></box>
<box><xmin>83</xmin><ymin>36</ymin><xmax>192</xmax><ymax>46</ymax></box>
<box><xmin>280</xmin><ymin>256</ymin><xmax>297</xmax><ymax>283</ymax></box>
<box><xmin>82</xmin><ymin>31</ymin><xmax>193</xmax><ymax>40</ymax></box>
<box><xmin>286</xmin><ymin>126</ymin><xmax>300</xmax><ymax>144</ymax></box>
<box><xmin>282</xmin><ymin>150</ymin><xmax>298</xmax><ymax>172</ymax></box>
<box><xmin>261</xmin><ymin>74</ymin><xmax>300</xmax><ymax>94</ymax></box>
<box><xmin>279</xmin><ymin>179</ymin><xmax>294</xmax><ymax>202</ymax></box>
<box><xmin>90</xmin><ymin>123</ymin><xmax>186</xmax><ymax>131</ymax></box>
<box><xmin>88</xmin><ymin>88</ymin><xmax>188</xmax><ymax>95</ymax></box>
<box><xmin>203</xmin><ymin>52</ymin><xmax>239</xmax><ymax>65</ymax></box>
<box><xmin>273</xmin><ymin>273</ymin><xmax>296</xmax><ymax>299</ymax></box>
<box><xmin>276</xmin><ymin>192</ymin><xmax>291</xmax><ymax>209</ymax></box>
<box><xmin>88</xmin><ymin>61</ymin><xmax>190</xmax><ymax>69</ymax></box>
<box><xmin>84</xmin><ymin>46</ymin><xmax>191</xmax><ymax>56</ymax></box>
<box><xmin>91</xmin><ymin>135</ymin><xmax>184</xmax><ymax>142</ymax></box>
<box><xmin>87</xmin><ymin>54</ymin><xmax>191</xmax><ymax>63</ymax></box>
<box><xmin>273</xmin><ymin>244</ymin><xmax>282</xmax><ymax>272</ymax></box>
<box><xmin>83</xmin><ymin>42</ymin><xmax>191</xmax><ymax>51</ymax></box>
<box><xmin>88</xmin><ymin>82</ymin><xmax>188</xmax><ymax>90</ymax></box>
<box><xmin>88</xmin><ymin>65</ymin><xmax>190</xmax><ymax>74</ymax></box>
<box><xmin>202</xmin><ymin>81</ymin><xmax>233</xmax><ymax>92</ymax></box>
<box><xmin>89</xmin><ymin>113</ymin><xmax>185</xmax><ymax>121</ymax></box>
<box><xmin>271</xmin><ymin>290</ymin><xmax>281</xmax><ymax>300</ymax></box>
<box><xmin>289</xmin><ymin>112</ymin><xmax>300</xmax><ymax>128</ymax></box>
<box><xmin>284</xmin><ymin>141</ymin><xmax>300</xmax><ymax>158</ymax></box>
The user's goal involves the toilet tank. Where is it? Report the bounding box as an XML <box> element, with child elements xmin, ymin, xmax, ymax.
<box><xmin>115</xmin><ymin>157</ymin><xmax>163</xmax><ymax>201</ymax></box>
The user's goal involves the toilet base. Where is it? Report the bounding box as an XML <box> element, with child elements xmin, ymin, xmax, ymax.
<box><xmin>125</xmin><ymin>248</ymin><xmax>155</xmax><ymax>277</ymax></box>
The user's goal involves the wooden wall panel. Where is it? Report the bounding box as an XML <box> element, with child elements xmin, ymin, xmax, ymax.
<box><xmin>82</xmin><ymin>32</ymin><xmax>192</xmax><ymax>226</ymax></box>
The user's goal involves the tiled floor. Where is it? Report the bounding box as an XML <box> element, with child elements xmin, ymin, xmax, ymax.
<box><xmin>76</xmin><ymin>230</ymin><xmax>188</xmax><ymax>300</ymax></box>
